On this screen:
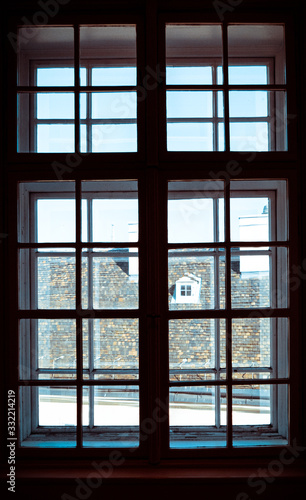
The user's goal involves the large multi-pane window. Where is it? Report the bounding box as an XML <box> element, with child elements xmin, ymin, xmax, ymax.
<box><xmin>11</xmin><ymin>18</ymin><xmax>298</xmax><ymax>457</ymax></box>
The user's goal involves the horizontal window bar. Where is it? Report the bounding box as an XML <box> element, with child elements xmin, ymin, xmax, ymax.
<box><xmin>34</xmin><ymin>119</ymin><xmax>137</xmax><ymax>125</ymax></box>
<box><xmin>17</xmin><ymin>242</ymin><xmax>139</xmax><ymax>249</ymax></box>
<box><xmin>17</xmin><ymin>86</ymin><xmax>138</xmax><ymax>92</ymax></box>
<box><xmin>166</xmin><ymin>85</ymin><xmax>287</xmax><ymax>91</ymax></box>
<box><xmin>18</xmin><ymin>379</ymin><xmax>140</xmax><ymax>386</ymax></box>
<box><xmin>37</xmin><ymin>368</ymin><xmax>139</xmax><ymax>375</ymax></box>
<box><xmin>169</xmin><ymin>379</ymin><xmax>289</xmax><ymax>387</ymax></box>
<box><xmin>18</xmin><ymin>310</ymin><xmax>140</xmax><ymax>318</ymax></box>
<box><xmin>168</xmin><ymin>309</ymin><xmax>290</xmax><ymax>319</ymax></box>
<box><xmin>168</xmin><ymin>241</ymin><xmax>289</xmax><ymax>249</ymax></box>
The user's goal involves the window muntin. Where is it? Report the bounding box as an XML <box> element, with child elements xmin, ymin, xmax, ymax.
<box><xmin>17</xmin><ymin>25</ymin><xmax>138</xmax><ymax>153</ymax></box>
<box><xmin>167</xmin><ymin>179</ymin><xmax>289</xmax><ymax>448</ymax></box>
<box><xmin>165</xmin><ymin>24</ymin><xmax>287</xmax><ymax>152</ymax></box>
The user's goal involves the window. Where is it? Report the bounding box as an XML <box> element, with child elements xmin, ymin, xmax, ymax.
<box><xmin>17</xmin><ymin>178</ymin><xmax>290</xmax><ymax>449</ymax></box>
<box><xmin>17</xmin><ymin>25</ymin><xmax>138</xmax><ymax>153</ymax></box>
<box><xmin>181</xmin><ymin>285</ymin><xmax>192</xmax><ymax>296</ymax></box>
<box><xmin>18</xmin><ymin>180</ymin><xmax>140</xmax><ymax>447</ymax></box>
<box><xmin>165</xmin><ymin>23</ymin><xmax>287</xmax><ymax>152</ymax></box>
<box><xmin>5</xmin><ymin>11</ymin><xmax>300</xmax><ymax>462</ymax></box>
<box><xmin>167</xmin><ymin>179</ymin><xmax>289</xmax><ymax>448</ymax></box>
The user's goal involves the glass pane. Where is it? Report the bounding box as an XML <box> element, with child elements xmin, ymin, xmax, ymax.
<box><xmin>229</xmin><ymin>65</ymin><xmax>268</xmax><ymax>85</ymax></box>
<box><xmin>228</xmin><ymin>25</ymin><xmax>286</xmax><ymax>84</ymax></box>
<box><xmin>232</xmin><ymin>318</ymin><xmax>271</xmax><ymax>371</ymax></box>
<box><xmin>80</xmin><ymin>25</ymin><xmax>137</xmax><ymax>86</ymax></box>
<box><xmin>38</xmin><ymin>387</ymin><xmax>76</xmax><ymax>425</ymax></box>
<box><xmin>229</xmin><ymin>122</ymin><xmax>269</xmax><ymax>151</ymax></box>
<box><xmin>167</xmin><ymin>123</ymin><xmax>213</xmax><ymax>151</ymax></box>
<box><xmin>37</xmin><ymin>124</ymin><xmax>75</xmax><ymax>153</ymax></box>
<box><xmin>169</xmin><ymin>319</ymin><xmax>226</xmax><ymax>381</ymax></box>
<box><xmin>92</xmin><ymin>67</ymin><xmax>136</xmax><ymax>86</ymax></box>
<box><xmin>168</xmin><ymin>249</ymin><xmax>225</xmax><ymax>310</ymax></box>
<box><xmin>168</xmin><ymin>180</ymin><xmax>224</xmax><ymax>243</ymax></box>
<box><xmin>231</xmin><ymin>249</ymin><xmax>270</xmax><ymax>308</ymax></box>
<box><xmin>17</xmin><ymin>27</ymin><xmax>74</xmax><ymax>86</ymax></box>
<box><xmin>19</xmin><ymin>319</ymin><xmax>76</xmax><ymax>380</ymax></box>
<box><xmin>37</xmin><ymin>93</ymin><xmax>74</xmax><ymax>119</ymax></box>
<box><xmin>18</xmin><ymin>182</ymin><xmax>75</xmax><ymax>243</ymax></box>
<box><xmin>82</xmin><ymin>319</ymin><xmax>138</xmax><ymax>380</ymax></box>
<box><xmin>169</xmin><ymin>386</ymin><xmax>227</xmax><ymax>448</ymax></box>
<box><xmin>167</xmin><ymin>91</ymin><xmax>213</xmax><ymax>118</ymax></box>
<box><xmin>37</xmin><ymin>68</ymin><xmax>75</xmax><ymax>87</ymax></box>
<box><xmin>37</xmin><ymin>199</ymin><xmax>75</xmax><ymax>243</ymax></box>
<box><xmin>232</xmin><ymin>247</ymin><xmax>288</xmax><ymax>309</ymax></box>
<box><xmin>91</xmin><ymin>92</ymin><xmax>137</xmax><ymax>119</ymax></box>
<box><xmin>37</xmin><ymin>251</ymin><xmax>75</xmax><ymax>309</ymax></box>
<box><xmin>218</xmin><ymin>123</ymin><xmax>225</xmax><ymax>151</ymax></box>
<box><xmin>230</xmin><ymin>180</ymin><xmax>288</xmax><ymax>241</ymax></box>
<box><xmin>166</xmin><ymin>24</ymin><xmax>223</xmax><ymax>84</ymax></box>
<box><xmin>19</xmin><ymin>387</ymin><xmax>77</xmax><ymax>447</ymax></box>
<box><xmin>90</xmin><ymin>124</ymin><xmax>137</xmax><ymax>152</ymax></box>
<box><xmin>230</xmin><ymin>195</ymin><xmax>270</xmax><ymax>242</ymax></box>
<box><xmin>80</xmin><ymin>93</ymin><xmax>87</xmax><ymax>119</ymax></box>
<box><xmin>232</xmin><ymin>384</ymin><xmax>271</xmax><ymax>426</ymax></box>
<box><xmin>233</xmin><ymin>384</ymin><xmax>288</xmax><ymax>446</ymax></box>
<box><xmin>19</xmin><ymin>249</ymin><xmax>77</xmax><ymax>310</ymax></box>
<box><xmin>83</xmin><ymin>386</ymin><xmax>139</xmax><ymax>447</ymax></box>
<box><xmin>166</xmin><ymin>66</ymin><xmax>212</xmax><ymax>85</ymax></box>
<box><xmin>229</xmin><ymin>91</ymin><xmax>268</xmax><ymax>118</ymax></box>
<box><xmin>232</xmin><ymin>318</ymin><xmax>289</xmax><ymax>379</ymax></box>
<box><xmin>82</xmin><ymin>180</ymin><xmax>138</xmax><ymax>243</ymax></box>
<box><xmin>82</xmin><ymin>249</ymin><xmax>138</xmax><ymax>309</ymax></box>
<box><xmin>80</xmin><ymin>124</ymin><xmax>87</xmax><ymax>152</ymax></box>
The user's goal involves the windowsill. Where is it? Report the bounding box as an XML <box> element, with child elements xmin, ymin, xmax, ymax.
<box><xmin>8</xmin><ymin>458</ymin><xmax>306</xmax><ymax>482</ymax></box>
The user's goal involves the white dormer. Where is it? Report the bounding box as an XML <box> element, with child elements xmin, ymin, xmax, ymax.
<box><xmin>171</xmin><ymin>273</ymin><xmax>201</xmax><ymax>304</ymax></box>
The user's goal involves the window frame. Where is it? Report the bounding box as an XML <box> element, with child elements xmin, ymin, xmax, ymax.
<box><xmin>3</xmin><ymin>6</ymin><xmax>302</xmax><ymax>466</ymax></box>
<box><xmin>15</xmin><ymin>175</ymin><xmax>294</xmax><ymax>456</ymax></box>
<box><xmin>158</xmin><ymin>14</ymin><xmax>294</xmax><ymax>161</ymax></box>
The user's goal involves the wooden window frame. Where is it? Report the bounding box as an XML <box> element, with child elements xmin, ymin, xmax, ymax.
<box><xmin>2</xmin><ymin>2</ymin><xmax>303</xmax><ymax>475</ymax></box>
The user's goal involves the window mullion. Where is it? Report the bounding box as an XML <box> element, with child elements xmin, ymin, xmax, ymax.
<box><xmin>213</xmin><ymin>198</ymin><xmax>221</xmax><ymax>428</ymax></box>
<box><xmin>222</xmin><ymin>22</ymin><xmax>230</xmax><ymax>152</ymax></box>
<box><xmin>87</xmin><ymin>199</ymin><xmax>94</xmax><ymax>429</ymax></box>
<box><xmin>225</xmin><ymin>180</ymin><xmax>232</xmax><ymax>448</ymax></box>
<box><xmin>76</xmin><ymin>179</ymin><xmax>83</xmax><ymax>447</ymax></box>
<box><xmin>74</xmin><ymin>24</ymin><xmax>80</xmax><ymax>154</ymax></box>
<box><xmin>212</xmin><ymin>65</ymin><xmax>219</xmax><ymax>152</ymax></box>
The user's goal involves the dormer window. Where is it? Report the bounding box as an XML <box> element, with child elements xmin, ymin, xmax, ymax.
<box><xmin>172</xmin><ymin>274</ymin><xmax>201</xmax><ymax>304</ymax></box>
